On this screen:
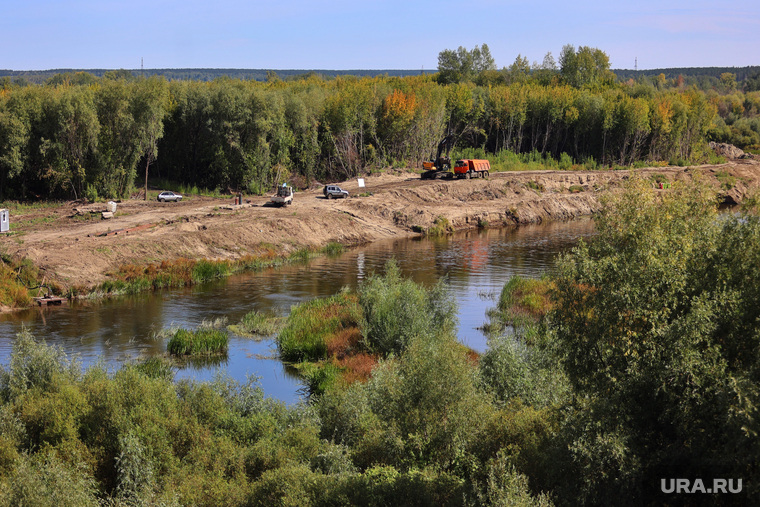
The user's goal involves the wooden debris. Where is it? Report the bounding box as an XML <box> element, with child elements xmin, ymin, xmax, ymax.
<box><xmin>34</xmin><ymin>296</ymin><xmax>67</xmax><ymax>306</ymax></box>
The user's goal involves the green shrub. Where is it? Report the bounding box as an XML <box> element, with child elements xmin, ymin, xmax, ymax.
<box><xmin>248</xmin><ymin>464</ymin><xmax>320</xmax><ymax>507</ymax></box>
<box><xmin>0</xmin><ymin>331</ymin><xmax>80</xmax><ymax>401</ymax></box>
<box><xmin>114</xmin><ymin>431</ymin><xmax>157</xmax><ymax>503</ymax></box>
<box><xmin>715</xmin><ymin>169</ymin><xmax>737</xmax><ymax>191</ymax></box>
<box><xmin>496</xmin><ymin>276</ymin><xmax>552</xmax><ymax>324</ymax></box>
<box><xmin>289</xmin><ymin>247</ymin><xmax>312</xmax><ymax>263</ymax></box>
<box><xmin>167</xmin><ymin>328</ymin><xmax>228</xmax><ymax>355</ymax></box>
<box><xmin>364</xmin><ymin>334</ymin><xmax>492</xmax><ymax>470</ymax></box>
<box><xmin>479</xmin><ymin>334</ymin><xmax>568</xmax><ymax>408</ymax></box>
<box><xmin>4</xmin><ymin>451</ymin><xmax>98</xmax><ymax>507</ymax></box>
<box><xmin>359</xmin><ymin>260</ymin><xmax>457</xmax><ymax>356</ymax></box>
<box><xmin>480</xmin><ymin>451</ymin><xmax>554</xmax><ymax>506</ymax></box>
<box><xmin>298</xmin><ymin>361</ymin><xmax>344</xmax><ymax>397</ymax></box>
<box><xmin>134</xmin><ymin>356</ymin><xmax>175</xmax><ymax>381</ymax></box>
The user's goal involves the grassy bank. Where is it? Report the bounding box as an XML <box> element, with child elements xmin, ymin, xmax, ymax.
<box><xmin>87</xmin><ymin>242</ymin><xmax>345</xmax><ymax>298</ymax></box>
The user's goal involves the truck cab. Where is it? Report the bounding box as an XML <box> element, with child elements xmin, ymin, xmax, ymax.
<box><xmin>454</xmin><ymin>159</ymin><xmax>490</xmax><ymax>179</ymax></box>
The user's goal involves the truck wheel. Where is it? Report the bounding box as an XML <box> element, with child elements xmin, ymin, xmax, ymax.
<box><xmin>466</xmin><ymin>171</ymin><xmax>471</xmax><ymax>180</ymax></box>
<box><xmin>485</xmin><ymin>171</ymin><xmax>489</xmax><ymax>178</ymax></box>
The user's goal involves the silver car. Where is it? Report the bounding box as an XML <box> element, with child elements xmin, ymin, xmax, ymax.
<box><xmin>323</xmin><ymin>185</ymin><xmax>349</xmax><ymax>199</ymax></box>
<box><xmin>157</xmin><ymin>191</ymin><xmax>182</xmax><ymax>202</ymax></box>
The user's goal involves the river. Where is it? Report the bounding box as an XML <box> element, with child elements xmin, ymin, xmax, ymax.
<box><xmin>0</xmin><ymin>219</ymin><xmax>595</xmax><ymax>403</ymax></box>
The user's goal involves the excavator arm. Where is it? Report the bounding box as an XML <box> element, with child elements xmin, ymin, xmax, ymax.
<box><xmin>435</xmin><ymin>133</ymin><xmax>455</xmax><ymax>162</ymax></box>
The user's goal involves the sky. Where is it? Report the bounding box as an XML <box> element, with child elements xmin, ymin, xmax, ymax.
<box><xmin>2</xmin><ymin>0</ymin><xmax>759</xmax><ymax>71</ymax></box>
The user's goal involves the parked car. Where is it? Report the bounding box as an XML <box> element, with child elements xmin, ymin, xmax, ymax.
<box><xmin>157</xmin><ymin>191</ymin><xmax>182</xmax><ymax>202</ymax></box>
<box><xmin>323</xmin><ymin>185</ymin><xmax>349</xmax><ymax>199</ymax></box>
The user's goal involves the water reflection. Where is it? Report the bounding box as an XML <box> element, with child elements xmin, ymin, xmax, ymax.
<box><xmin>0</xmin><ymin>219</ymin><xmax>595</xmax><ymax>403</ymax></box>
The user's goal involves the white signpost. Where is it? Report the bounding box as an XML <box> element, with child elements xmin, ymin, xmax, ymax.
<box><xmin>0</xmin><ymin>209</ymin><xmax>8</xmax><ymax>233</ymax></box>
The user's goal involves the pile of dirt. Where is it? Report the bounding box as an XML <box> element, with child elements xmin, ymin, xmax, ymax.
<box><xmin>710</xmin><ymin>142</ymin><xmax>752</xmax><ymax>159</ymax></box>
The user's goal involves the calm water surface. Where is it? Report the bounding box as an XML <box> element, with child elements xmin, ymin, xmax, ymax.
<box><xmin>0</xmin><ymin>219</ymin><xmax>596</xmax><ymax>403</ymax></box>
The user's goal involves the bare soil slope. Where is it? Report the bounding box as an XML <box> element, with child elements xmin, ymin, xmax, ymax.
<box><xmin>4</xmin><ymin>160</ymin><xmax>759</xmax><ymax>290</ymax></box>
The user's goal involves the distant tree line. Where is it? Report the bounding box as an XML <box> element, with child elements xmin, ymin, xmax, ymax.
<box><xmin>1</xmin><ymin>45</ymin><xmax>758</xmax><ymax>201</ymax></box>
<box><xmin>0</xmin><ymin>68</ymin><xmax>428</xmax><ymax>86</ymax></box>
<box><xmin>614</xmin><ymin>65</ymin><xmax>760</xmax><ymax>88</ymax></box>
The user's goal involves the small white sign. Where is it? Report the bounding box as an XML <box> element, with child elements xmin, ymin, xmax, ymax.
<box><xmin>357</xmin><ymin>178</ymin><xmax>365</xmax><ymax>188</ymax></box>
<box><xmin>0</xmin><ymin>209</ymin><xmax>8</xmax><ymax>233</ymax></box>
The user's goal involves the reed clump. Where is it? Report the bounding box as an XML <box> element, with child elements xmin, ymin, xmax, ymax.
<box><xmin>167</xmin><ymin>328</ymin><xmax>228</xmax><ymax>356</ymax></box>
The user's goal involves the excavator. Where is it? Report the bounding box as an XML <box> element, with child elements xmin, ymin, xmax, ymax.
<box><xmin>421</xmin><ymin>133</ymin><xmax>456</xmax><ymax>180</ymax></box>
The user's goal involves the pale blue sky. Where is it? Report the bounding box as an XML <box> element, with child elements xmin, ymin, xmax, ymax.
<box><xmin>2</xmin><ymin>0</ymin><xmax>758</xmax><ymax>70</ymax></box>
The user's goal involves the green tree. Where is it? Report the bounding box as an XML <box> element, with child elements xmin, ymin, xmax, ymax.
<box><xmin>559</xmin><ymin>45</ymin><xmax>614</xmax><ymax>89</ymax></box>
<box><xmin>93</xmin><ymin>79</ymin><xmax>141</xmax><ymax>198</ymax></box>
<box><xmin>437</xmin><ymin>44</ymin><xmax>496</xmax><ymax>85</ymax></box>
<box><xmin>130</xmin><ymin>77</ymin><xmax>168</xmax><ymax>200</ymax></box>
<box><xmin>0</xmin><ymin>95</ymin><xmax>30</xmax><ymax>199</ymax></box>
<box><xmin>549</xmin><ymin>178</ymin><xmax>760</xmax><ymax>502</ymax></box>
<box><xmin>37</xmin><ymin>86</ymin><xmax>100</xmax><ymax>199</ymax></box>
<box><xmin>505</xmin><ymin>55</ymin><xmax>531</xmax><ymax>84</ymax></box>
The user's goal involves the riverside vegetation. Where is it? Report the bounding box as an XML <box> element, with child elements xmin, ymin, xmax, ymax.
<box><xmin>2</xmin><ymin>178</ymin><xmax>759</xmax><ymax>505</ymax></box>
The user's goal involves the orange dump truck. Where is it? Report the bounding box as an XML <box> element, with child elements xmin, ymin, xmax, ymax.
<box><xmin>454</xmin><ymin>159</ymin><xmax>490</xmax><ymax>179</ymax></box>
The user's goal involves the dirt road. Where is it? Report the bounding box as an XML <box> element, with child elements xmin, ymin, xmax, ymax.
<box><xmin>3</xmin><ymin>160</ymin><xmax>759</xmax><ymax>290</ymax></box>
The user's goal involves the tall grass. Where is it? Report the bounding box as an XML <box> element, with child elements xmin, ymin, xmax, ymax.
<box><xmin>229</xmin><ymin>310</ymin><xmax>283</xmax><ymax>337</ymax></box>
<box><xmin>277</xmin><ymin>291</ymin><xmax>362</xmax><ymax>363</ymax></box>
<box><xmin>321</xmin><ymin>242</ymin><xmax>344</xmax><ymax>256</ymax></box>
<box><xmin>167</xmin><ymin>328</ymin><xmax>228</xmax><ymax>355</ymax></box>
<box><xmin>191</xmin><ymin>259</ymin><xmax>231</xmax><ymax>283</ymax></box>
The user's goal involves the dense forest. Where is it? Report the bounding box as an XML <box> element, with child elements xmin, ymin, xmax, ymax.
<box><xmin>1</xmin><ymin>45</ymin><xmax>759</xmax><ymax>202</ymax></box>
